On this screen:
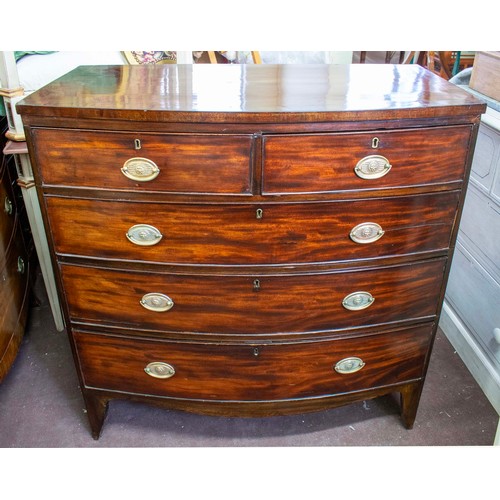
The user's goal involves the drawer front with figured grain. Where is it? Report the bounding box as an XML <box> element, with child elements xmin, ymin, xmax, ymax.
<box><xmin>31</xmin><ymin>129</ymin><xmax>254</xmax><ymax>194</ymax></box>
<box><xmin>46</xmin><ymin>191</ymin><xmax>459</xmax><ymax>265</ymax></box>
<box><xmin>61</xmin><ymin>259</ymin><xmax>446</xmax><ymax>335</ymax></box>
<box><xmin>74</xmin><ymin>324</ymin><xmax>432</xmax><ymax>401</ymax></box>
<box><xmin>263</xmin><ymin>126</ymin><xmax>472</xmax><ymax>194</ymax></box>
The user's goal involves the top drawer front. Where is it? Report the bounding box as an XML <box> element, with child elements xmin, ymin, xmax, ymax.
<box><xmin>31</xmin><ymin>129</ymin><xmax>254</xmax><ymax>195</ymax></box>
<box><xmin>263</xmin><ymin>126</ymin><xmax>472</xmax><ymax>194</ymax></box>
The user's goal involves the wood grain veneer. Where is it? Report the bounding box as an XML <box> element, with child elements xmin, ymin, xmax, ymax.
<box><xmin>17</xmin><ymin>64</ymin><xmax>486</xmax><ymax>438</ymax></box>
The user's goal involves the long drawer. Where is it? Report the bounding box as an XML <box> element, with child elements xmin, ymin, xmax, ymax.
<box><xmin>263</xmin><ymin>126</ymin><xmax>472</xmax><ymax>194</ymax></box>
<box><xmin>46</xmin><ymin>192</ymin><xmax>459</xmax><ymax>265</ymax></box>
<box><xmin>61</xmin><ymin>259</ymin><xmax>446</xmax><ymax>335</ymax></box>
<box><xmin>31</xmin><ymin>129</ymin><xmax>254</xmax><ymax>194</ymax></box>
<box><xmin>74</xmin><ymin>324</ymin><xmax>432</xmax><ymax>401</ymax></box>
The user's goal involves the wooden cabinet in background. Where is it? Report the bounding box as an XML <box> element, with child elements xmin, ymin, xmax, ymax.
<box><xmin>0</xmin><ymin>118</ymin><xmax>35</xmax><ymax>382</ymax></box>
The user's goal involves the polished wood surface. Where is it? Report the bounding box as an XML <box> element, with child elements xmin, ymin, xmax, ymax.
<box><xmin>46</xmin><ymin>192</ymin><xmax>459</xmax><ymax>266</ymax></box>
<box><xmin>263</xmin><ymin>125</ymin><xmax>472</xmax><ymax>194</ymax></box>
<box><xmin>61</xmin><ymin>259</ymin><xmax>445</xmax><ymax>336</ymax></box>
<box><xmin>17</xmin><ymin>64</ymin><xmax>486</xmax><ymax>438</ymax></box>
<box><xmin>33</xmin><ymin>129</ymin><xmax>254</xmax><ymax>194</ymax></box>
<box><xmin>17</xmin><ymin>64</ymin><xmax>485</xmax><ymax>123</ymax></box>
<box><xmin>74</xmin><ymin>325</ymin><xmax>432</xmax><ymax>401</ymax></box>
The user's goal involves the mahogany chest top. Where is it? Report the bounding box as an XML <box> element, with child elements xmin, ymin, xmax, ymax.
<box><xmin>18</xmin><ymin>63</ymin><xmax>484</xmax><ymax>124</ymax></box>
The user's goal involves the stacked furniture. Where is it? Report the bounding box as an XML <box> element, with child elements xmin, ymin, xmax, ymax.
<box><xmin>0</xmin><ymin>117</ymin><xmax>34</xmax><ymax>382</ymax></box>
<box><xmin>17</xmin><ymin>64</ymin><xmax>485</xmax><ymax>438</ymax></box>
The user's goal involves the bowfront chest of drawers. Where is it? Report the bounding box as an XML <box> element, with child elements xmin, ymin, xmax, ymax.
<box><xmin>17</xmin><ymin>64</ymin><xmax>486</xmax><ymax>438</ymax></box>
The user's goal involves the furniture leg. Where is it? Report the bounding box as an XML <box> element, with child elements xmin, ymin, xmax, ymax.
<box><xmin>82</xmin><ymin>391</ymin><xmax>109</xmax><ymax>440</ymax></box>
<box><xmin>400</xmin><ymin>382</ymin><xmax>424</xmax><ymax>429</ymax></box>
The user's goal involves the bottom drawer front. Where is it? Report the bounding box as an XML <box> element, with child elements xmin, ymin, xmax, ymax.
<box><xmin>74</xmin><ymin>325</ymin><xmax>432</xmax><ymax>401</ymax></box>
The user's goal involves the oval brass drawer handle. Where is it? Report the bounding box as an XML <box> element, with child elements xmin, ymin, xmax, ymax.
<box><xmin>342</xmin><ymin>291</ymin><xmax>374</xmax><ymax>311</ymax></box>
<box><xmin>354</xmin><ymin>154</ymin><xmax>392</xmax><ymax>179</ymax></box>
<box><xmin>121</xmin><ymin>157</ymin><xmax>160</xmax><ymax>182</ymax></box>
<box><xmin>144</xmin><ymin>362</ymin><xmax>176</xmax><ymax>379</ymax></box>
<box><xmin>334</xmin><ymin>357</ymin><xmax>365</xmax><ymax>374</ymax></box>
<box><xmin>350</xmin><ymin>222</ymin><xmax>385</xmax><ymax>244</ymax></box>
<box><xmin>140</xmin><ymin>293</ymin><xmax>174</xmax><ymax>312</ymax></box>
<box><xmin>126</xmin><ymin>224</ymin><xmax>163</xmax><ymax>246</ymax></box>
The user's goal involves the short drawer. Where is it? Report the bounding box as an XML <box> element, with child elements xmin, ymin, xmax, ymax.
<box><xmin>46</xmin><ymin>191</ymin><xmax>459</xmax><ymax>265</ymax></box>
<box><xmin>74</xmin><ymin>324</ymin><xmax>432</xmax><ymax>401</ymax></box>
<box><xmin>61</xmin><ymin>259</ymin><xmax>446</xmax><ymax>335</ymax></box>
<box><xmin>31</xmin><ymin>129</ymin><xmax>254</xmax><ymax>194</ymax></box>
<box><xmin>263</xmin><ymin>126</ymin><xmax>472</xmax><ymax>194</ymax></box>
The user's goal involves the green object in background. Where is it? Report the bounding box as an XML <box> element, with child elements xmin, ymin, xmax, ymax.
<box><xmin>452</xmin><ymin>51</ymin><xmax>462</xmax><ymax>76</ymax></box>
<box><xmin>14</xmin><ymin>51</ymin><xmax>55</xmax><ymax>61</ymax></box>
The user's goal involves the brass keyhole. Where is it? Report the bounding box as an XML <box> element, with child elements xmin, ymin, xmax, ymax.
<box><xmin>256</xmin><ymin>208</ymin><xmax>263</xmax><ymax>219</ymax></box>
<box><xmin>253</xmin><ymin>279</ymin><xmax>261</xmax><ymax>291</ymax></box>
<box><xmin>253</xmin><ymin>347</ymin><xmax>260</xmax><ymax>357</ymax></box>
<box><xmin>134</xmin><ymin>138</ymin><xmax>142</xmax><ymax>150</ymax></box>
<box><xmin>371</xmin><ymin>137</ymin><xmax>380</xmax><ymax>149</ymax></box>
